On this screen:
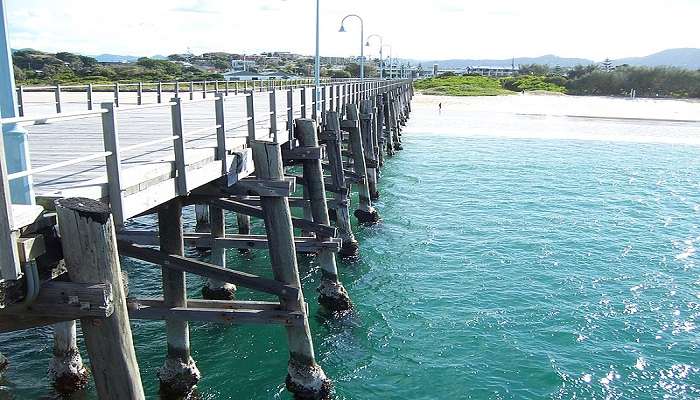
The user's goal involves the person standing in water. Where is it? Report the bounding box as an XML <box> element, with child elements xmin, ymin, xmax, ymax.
<box><xmin>438</xmin><ymin>102</ymin><xmax>442</xmax><ymax>114</ymax></box>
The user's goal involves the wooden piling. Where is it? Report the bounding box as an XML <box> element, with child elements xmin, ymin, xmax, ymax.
<box><xmin>55</xmin><ymin>197</ymin><xmax>144</xmax><ymax>400</ymax></box>
<box><xmin>251</xmin><ymin>140</ymin><xmax>331</xmax><ymax>399</ymax></box>
<box><xmin>360</xmin><ymin>100</ymin><xmax>380</xmax><ymax>200</ymax></box>
<box><xmin>295</xmin><ymin>119</ymin><xmax>352</xmax><ymax>313</ymax></box>
<box><xmin>382</xmin><ymin>93</ymin><xmax>395</xmax><ymax>156</ymax></box>
<box><xmin>157</xmin><ymin>199</ymin><xmax>200</xmax><ymax>397</ymax></box>
<box><xmin>236</xmin><ymin>213</ymin><xmax>252</xmax><ymax>255</ymax></box>
<box><xmin>195</xmin><ymin>204</ymin><xmax>210</xmax><ymax>232</ymax></box>
<box><xmin>376</xmin><ymin>94</ymin><xmax>386</xmax><ymax>167</ymax></box>
<box><xmin>324</xmin><ymin>111</ymin><xmax>359</xmax><ymax>259</ymax></box>
<box><xmin>201</xmin><ymin>205</ymin><xmax>236</xmax><ymax>300</ymax></box>
<box><xmin>48</xmin><ymin>320</ymin><xmax>89</xmax><ymax>393</ymax></box>
<box><xmin>346</xmin><ymin>104</ymin><xmax>380</xmax><ymax>225</ymax></box>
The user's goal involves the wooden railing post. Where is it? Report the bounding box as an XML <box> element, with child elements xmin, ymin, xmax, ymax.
<box><xmin>300</xmin><ymin>87</ymin><xmax>306</xmax><ymax>118</ymax></box>
<box><xmin>86</xmin><ymin>84</ymin><xmax>93</xmax><ymax>110</ymax></box>
<box><xmin>174</xmin><ymin>81</ymin><xmax>180</xmax><ymax>98</ymax></box>
<box><xmin>214</xmin><ymin>93</ymin><xmax>227</xmax><ymax>175</ymax></box>
<box><xmin>157</xmin><ymin>81</ymin><xmax>163</xmax><ymax>103</ymax></box>
<box><xmin>55</xmin><ymin>197</ymin><xmax>145</xmax><ymax>400</ymax></box>
<box><xmin>100</xmin><ymin>102</ymin><xmax>124</xmax><ymax>226</ymax></box>
<box><xmin>137</xmin><ymin>82</ymin><xmax>143</xmax><ymax>105</ymax></box>
<box><xmin>269</xmin><ymin>89</ymin><xmax>277</xmax><ymax>142</ymax></box>
<box><xmin>250</xmin><ymin>140</ymin><xmax>331</xmax><ymax>399</ymax></box>
<box><xmin>113</xmin><ymin>83</ymin><xmax>120</xmax><ymax>107</ymax></box>
<box><xmin>54</xmin><ymin>84</ymin><xmax>62</xmax><ymax>114</ymax></box>
<box><xmin>202</xmin><ymin>81</ymin><xmax>207</xmax><ymax>99</ymax></box>
<box><xmin>189</xmin><ymin>81</ymin><xmax>194</xmax><ymax>100</ymax></box>
<box><xmin>170</xmin><ymin>97</ymin><xmax>188</xmax><ymax>195</ymax></box>
<box><xmin>156</xmin><ymin>198</ymin><xmax>200</xmax><ymax>397</ymax></box>
<box><xmin>286</xmin><ymin>88</ymin><xmax>293</xmax><ymax>144</ymax></box>
<box><xmin>15</xmin><ymin>85</ymin><xmax>24</xmax><ymax>117</ymax></box>
<box><xmin>311</xmin><ymin>85</ymin><xmax>318</xmax><ymax>121</ymax></box>
<box><xmin>296</xmin><ymin>119</ymin><xmax>352</xmax><ymax>313</ymax></box>
<box><xmin>246</xmin><ymin>91</ymin><xmax>256</xmax><ymax>145</ymax></box>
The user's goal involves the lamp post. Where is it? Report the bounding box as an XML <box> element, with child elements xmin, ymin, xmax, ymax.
<box><xmin>314</xmin><ymin>0</ymin><xmax>321</xmax><ymax>117</ymax></box>
<box><xmin>365</xmin><ymin>34</ymin><xmax>383</xmax><ymax>79</ymax></box>
<box><xmin>338</xmin><ymin>14</ymin><xmax>364</xmax><ymax>81</ymax></box>
<box><xmin>0</xmin><ymin>0</ymin><xmax>32</xmax><ymax>204</ymax></box>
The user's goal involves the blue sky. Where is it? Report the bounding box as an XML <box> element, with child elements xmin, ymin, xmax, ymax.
<box><xmin>5</xmin><ymin>0</ymin><xmax>700</xmax><ymax>61</ymax></box>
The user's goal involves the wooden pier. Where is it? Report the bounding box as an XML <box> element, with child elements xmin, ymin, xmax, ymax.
<box><xmin>0</xmin><ymin>77</ymin><xmax>413</xmax><ymax>399</ymax></box>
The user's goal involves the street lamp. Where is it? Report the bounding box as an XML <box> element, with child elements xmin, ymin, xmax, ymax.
<box><xmin>338</xmin><ymin>14</ymin><xmax>364</xmax><ymax>81</ymax></box>
<box><xmin>365</xmin><ymin>34</ymin><xmax>383</xmax><ymax>79</ymax></box>
<box><xmin>314</xmin><ymin>0</ymin><xmax>320</xmax><ymax>117</ymax></box>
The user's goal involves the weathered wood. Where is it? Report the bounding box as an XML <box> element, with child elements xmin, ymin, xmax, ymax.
<box><xmin>118</xmin><ymin>230</ymin><xmax>341</xmax><ymax>252</ymax></box>
<box><xmin>324</xmin><ymin>112</ymin><xmax>358</xmax><ymax>258</ymax></box>
<box><xmin>48</xmin><ymin>320</ymin><xmax>89</xmax><ymax>393</ymax></box>
<box><xmin>295</xmin><ymin>119</ymin><xmax>352</xmax><ymax>313</ymax></box>
<box><xmin>117</xmin><ymin>240</ymin><xmax>300</xmax><ymax>300</ymax></box>
<box><xmin>156</xmin><ymin>199</ymin><xmax>200</xmax><ymax>396</ymax></box>
<box><xmin>55</xmin><ymin>197</ymin><xmax>144</xmax><ymax>399</ymax></box>
<box><xmin>250</xmin><ymin>140</ymin><xmax>331</xmax><ymax>398</ymax></box>
<box><xmin>282</xmin><ymin>146</ymin><xmax>322</xmax><ymax>161</ymax></box>
<box><xmin>210</xmin><ymin>198</ymin><xmax>337</xmax><ymax>237</ymax></box>
<box><xmin>345</xmin><ymin>104</ymin><xmax>379</xmax><ymax>223</ymax></box>
<box><xmin>128</xmin><ymin>303</ymin><xmax>305</xmax><ymax>326</ymax></box>
<box><xmin>132</xmin><ymin>298</ymin><xmax>282</xmax><ymax>310</ymax></box>
<box><xmin>170</xmin><ymin>98</ymin><xmax>189</xmax><ymax>195</ymax></box>
<box><xmin>202</xmin><ymin>205</ymin><xmax>236</xmax><ymax>300</ymax></box>
<box><xmin>360</xmin><ymin>100</ymin><xmax>380</xmax><ymax>200</ymax></box>
<box><xmin>232</xmin><ymin>177</ymin><xmax>296</xmax><ymax>197</ymax></box>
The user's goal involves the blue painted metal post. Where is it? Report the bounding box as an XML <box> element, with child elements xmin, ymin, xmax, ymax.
<box><xmin>0</xmin><ymin>0</ymin><xmax>32</xmax><ymax>205</ymax></box>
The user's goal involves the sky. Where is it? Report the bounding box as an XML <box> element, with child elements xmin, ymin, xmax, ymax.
<box><xmin>5</xmin><ymin>0</ymin><xmax>700</xmax><ymax>61</ymax></box>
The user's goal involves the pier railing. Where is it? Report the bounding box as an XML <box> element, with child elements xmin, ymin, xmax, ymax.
<box><xmin>0</xmin><ymin>78</ymin><xmax>410</xmax><ymax>282</ymax></box>
<box><xmin>14</xmin><ymin>77</ymin><xmax>374</xmax><ymax>117</ymax></box>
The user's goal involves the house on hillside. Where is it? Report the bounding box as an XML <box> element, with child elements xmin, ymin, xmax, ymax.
<box><xmin>222</xmin><ymin>70</ymin><xmax>292</xmax><ymax>81</ymax></box>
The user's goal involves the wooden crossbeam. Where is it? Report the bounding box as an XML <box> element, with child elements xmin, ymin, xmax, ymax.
<box><xmin>232</xmin><ymin>177</ymin><xmax>296</xmax><ymax>197</ymax></box>
<box><xmin>0</xmin><ymin>282</ymin><xmax>113</xmax><ymax>333</ymax></box>
<box><xmin>117</xmin><ymin>240</ymin><xmax>300</xmax><ymax>301</ymax></box>
<box><xmin>281</xmin><ymin>146</ymin><xmax>322</xmax><ymax>161</ymax></box>
<box><xmin>117</xmin><ymin>231</ymin><xmax>341</xmax><ymax>252</ymax></box>
<box><xmin>211</xmin><ymin>198</ymin><xmax>337</xmax><ymax>237</ymax></box>
<box><xmin>127</xmin><ymin>303</ymin><xmax>304</xmax><ymax>326</ymax></box>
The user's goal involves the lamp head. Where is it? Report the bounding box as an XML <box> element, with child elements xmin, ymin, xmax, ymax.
<box><xmin>365</xmin><ymin>41</ymin><xmax>370</xmax><ymax>46</ymax></box>
<box><xmin>338</xmin><ymin>25</ymin><xmax>346</xmax><ymax>33</ymax></box>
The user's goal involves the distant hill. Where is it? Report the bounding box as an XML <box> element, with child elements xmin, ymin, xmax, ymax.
<box><xmin>90</xmin><ymin>54</ymin><xmax>167</xmax><ymax>63</ymax></box>
<box><xmin>413</xmin><ymin>55</ymin><xmax>594</xmax><ymax>69</ymax></box>
<box><xmin>415</xmin><ymin>48</ymin><xmax>700</xmax><ymax>70</ymax></box>
<box><xmin>614</xmin><ymin>48</ymin><xmax>700</xmax><ymax>69</ymax></box>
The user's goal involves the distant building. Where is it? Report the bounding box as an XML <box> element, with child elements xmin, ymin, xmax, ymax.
<box><xmin>222</xmin><ymin>70</ymin><xmax>292</xmax><ymax>81</ymax></box>
<box><xmin>465</xmin><ymin>66</ymin><xmax>517</xmax><ymax>77</ymax></box>
<box><xmin>433</xmin><ymin>64</ymin><xmax>439</xmax><ymax>76</ymax></box>
<box><xmin>230</xmin><ymin>59</ymin><xmax>257</xmax><ymax>72</ymax></box>
<box><xmin>600</xmin><ymin>58</ymin><xmax>615</xmax><ymax>72</ymax></box>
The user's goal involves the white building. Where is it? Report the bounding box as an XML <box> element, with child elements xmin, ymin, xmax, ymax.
<box><xmin>222</xmin><ymin>70</ymin><xmax>291</xmax><ymax>81</ymax></box>
<box><xmin>230</xmin><ymin>59</ymin><xmax>257</xmax><ymax>72</ymax></box>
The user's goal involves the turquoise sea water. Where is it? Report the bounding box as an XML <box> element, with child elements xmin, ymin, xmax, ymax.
<box><xmin>2</xmin><ymin>96</ymin><xmax>700</xmax><ymax>399</ymax></box>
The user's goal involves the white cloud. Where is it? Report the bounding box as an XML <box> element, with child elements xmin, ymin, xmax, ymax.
<box><xmin>5</xmin><ymin>0</ymin><xmax>700</xmax><ymax>61</ymax></box>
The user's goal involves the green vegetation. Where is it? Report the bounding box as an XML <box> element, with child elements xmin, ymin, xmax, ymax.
<box><xmin>414</xmin><ymin>74</ymin><xmax>513</xmax><ymax>96</ymax></box>
<box><xmin>12</xmin><ymin>49</ymin><xmax>380</xmax><ymax>85</ymax></box>
<box><xmin>417</xmin><ymin>64</ymin><xmax>700</xmax><ymax>99</ymax></box>
<box><xmin>501</xmin><ymin>75</ymin><xmax>567</xmax><ymax>93</ymax></box>
<box><xmin>13</xmin><ymin>50</ymin><xmax>223</xmax><ymax>84</ymax></box>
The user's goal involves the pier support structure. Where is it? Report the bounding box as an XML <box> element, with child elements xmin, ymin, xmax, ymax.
<box><xmin>251</xmin><ymin>140</ymin><xmax>331</xmax><ymax>399</ymax></box>
<box><xmin>55</xmin><ymin>197</ymin><xmax>144</xmax><ymax>399</ymax></box>
<box><xmin>48</xmin><ymin>320</ymin><xmax>89</xmax><ymax>393</ymax></box>
<box><xmin>295</xmin><ymin>119</ymin><xmax>352</xmax><ymax>313</ymax></box>
<box><xmin>345</xmin><ymin>104</ymin><xmax>380</xmax><ymax>225</ymax></box>
<box><xmin>360</xmin><ymin>99</ymin><xmax>380</xmax><ymax>200</ymax></box>
<box><xmin>157</xmin><ymin>199</ymin><xmax>201</xmax><ymax>397</ymax></box>
<box><xmin>323</xmin><ymin>111</ymin><xmax>359</xmax><ymax>259</ymax></box>
<box><xmin>202</xmin><ymin>205</ymin><xmax>236</xmax><ymax>300</ymax></box>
